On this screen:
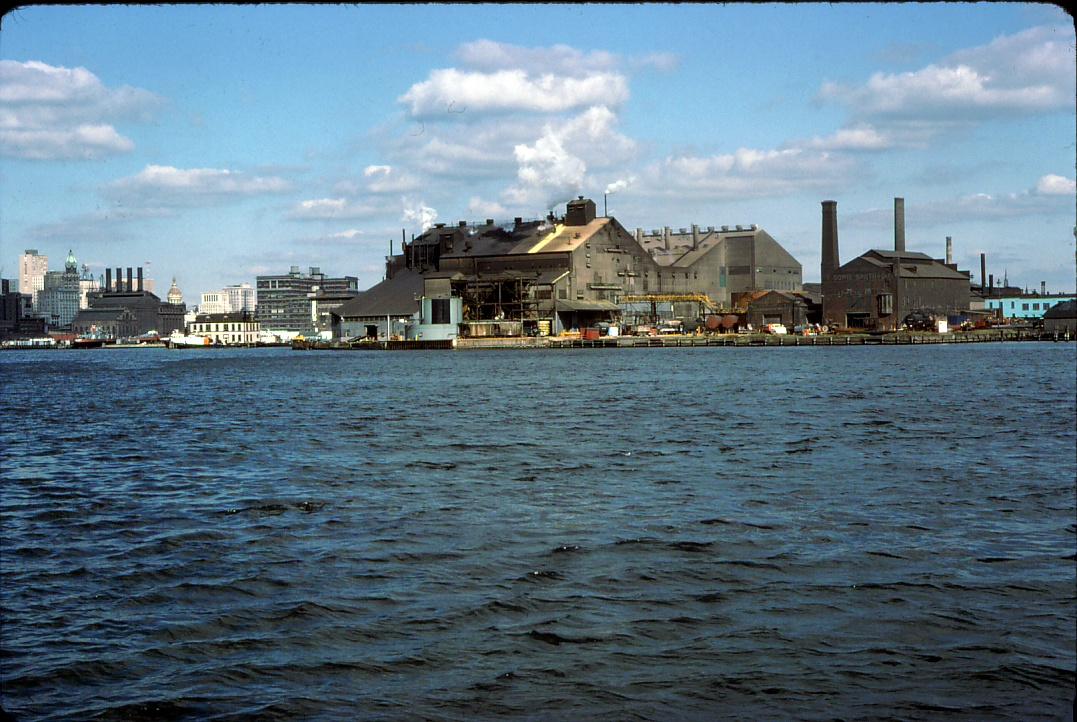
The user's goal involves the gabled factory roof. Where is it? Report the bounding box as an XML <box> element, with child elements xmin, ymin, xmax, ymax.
<box><xmin>335</xmin><ymin>269</ymin><xmax>422</xmax><ymax>319</ymax></box>
<box><xmin>638</xmin><ymin>226</ymin><xmax>792</xmax><ymax>268</ymax></box>
<box><xmin>843</xmin><ymin>249</ymin><xmax>969</xmax><ymax>280</ymax></box>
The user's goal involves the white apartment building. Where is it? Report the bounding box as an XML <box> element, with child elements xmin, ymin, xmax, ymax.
<box><xmin>225</xmin><ymin>283</ymin><xmax>255</xmax><ymax>312</ymax></box>
<box><xmin>200</xmin><ymin>284</ymin><xmax>255</xmax><ymax>314</ymax></box>
<box><xmin>188</xmin><ymin>312</ymin><xmax>260</xmax><ymax>345</ymax></box>
<box><xmin>199</xmin><ymin>291</ymin><xmax>229</xmax><ymax>314</ymax></box>
<box><xmin>19</xmin><ymin>249</ymin><xmax>48</xmax><ymax>309</ymax></box>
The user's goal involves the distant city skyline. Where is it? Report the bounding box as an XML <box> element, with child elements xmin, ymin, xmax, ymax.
<box><xmin>2</xmin><ymin>3</ymin><xmax>1074</xmax><ymax>300</ymax></box>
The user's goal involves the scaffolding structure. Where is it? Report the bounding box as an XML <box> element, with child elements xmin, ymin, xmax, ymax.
<box><xmin>621</xmin><ymin>293</ymin><xmax>719</xmax><ymax>325</ymax></box>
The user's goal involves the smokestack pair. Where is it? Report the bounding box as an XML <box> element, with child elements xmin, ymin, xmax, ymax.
<box><xmin>819</xmin><ymin>197</ymin><xmax>906</xmax><ymax>279</ymax></box>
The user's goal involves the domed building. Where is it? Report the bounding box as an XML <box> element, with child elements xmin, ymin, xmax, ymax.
<box><xmin>167</xmin><ymin>277</ymin><xmax>184</xmax><ymax>305</ymax></box>
<box><xmin>36</xmin><ymin>249</ymin><xmax>83</xmax><ymax>328</ymax></box>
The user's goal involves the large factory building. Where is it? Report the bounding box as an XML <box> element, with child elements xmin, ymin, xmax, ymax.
<box><xmin>71</xmin><ymin>266</ymin><xmax>186</xmax><ymax>337</ymax></box>
<box><xmin>635</xmin><ymin>224</ymin><xmax>802</xmax><ymax>308</ymax></box>
<box><xmin>343</xmin><ymin>197</ymin><xmax>664</xmax><ymax>336</ymax></box>
<box><xmin>821</xmin><ymin>198</ymin><xmax>971</xmax><ymax>331</ymax></box>
<box><xmin>338</xmin><ymin>196</ymin><xmax>808</xmax><ymax>339</ymax></box>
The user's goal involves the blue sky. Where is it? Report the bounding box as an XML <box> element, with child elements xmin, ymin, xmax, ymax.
<box><xmin>2</xmin><ymin>3</ymin><xmax>1074</xmax><ymax>301</ymax></box>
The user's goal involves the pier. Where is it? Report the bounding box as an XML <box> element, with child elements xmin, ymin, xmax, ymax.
<box><xmin>289</xmin><ymin>328</ymin><xmax>1073</xmax><ymax>351</ymax></box>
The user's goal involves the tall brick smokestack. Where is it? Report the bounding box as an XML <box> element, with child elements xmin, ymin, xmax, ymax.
<box><xmin>894</xmin><ymin>197</ymin><xmax>905</xmax><ymax>253</ymax></box>
<box><xmin>821</xmin><ymin>200</ymin><xmax>839</xmax><ymax>281</ymax></box>
<box><xmin>980</xmin><ymin>253</ymin><xmax>987</xmax><ymax>290</ymax></box>
<box><xmin>945</xmin><ymin>236</ymin><xmax>952</xmax><ymax>265</ymax></box>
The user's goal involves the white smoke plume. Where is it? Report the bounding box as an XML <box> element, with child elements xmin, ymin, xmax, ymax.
<box><xmin>605</xmin><ymin>176</ymin><xmax>635</xmax><ymax>194</ymax></box>
<box><xmin>401</xmin><ymin>199</ymin><xmax>438</xmax><ymax>232</ymax></box>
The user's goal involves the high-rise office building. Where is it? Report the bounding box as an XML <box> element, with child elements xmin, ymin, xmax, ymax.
<box><xmin>19</xmin><ymin>249</ymin><xmax>48</xmax><ymax>309</ymax></box>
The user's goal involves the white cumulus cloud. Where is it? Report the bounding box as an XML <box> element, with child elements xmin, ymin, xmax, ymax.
<box><xmin>107</xmin><ymin>165</ymin><xmax>291</xmax><ymax>210</ymax></box>
<box><xmin>818</xmin><ymin>24</ymin><xmax>1074</xmax><ymax>123</ymax></box>
<box><xmin>802</xmin><ymin>125</ymin><xmax>893</xmax><ymax>151</ymax></box>
<box><xmin>467</xmin><ymin>196</ymin><xmax>509</xmax><ymax>219</ymax></box>
<box><xmin>0</xmin><ymin>59</ymin><xmax>162</xmax><ymax>160</ymax></box>
<box><xmin>289</xmin><ymin>197</ymin><xmax>380</xmax><ymax>220</ymax></box>
<box><xmin>644</xmin><ymin>147</ymin><xmax>862</xmax><ymax>200</ymax></box>
<box><xmin>1035</xmin><ymin>174</ymin><xmax>1076</xmax><ymax>196</ymax></box>
<box><xmin>399</xmin><ymin>68</ymin><xmax>629</xmax><ymax>118</ymax></box>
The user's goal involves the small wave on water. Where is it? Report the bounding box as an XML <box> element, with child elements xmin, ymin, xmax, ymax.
<box><xmin>1</xmin><ymin>345</ymin><xmax>1074</xmax><ymax>720</ymax></box>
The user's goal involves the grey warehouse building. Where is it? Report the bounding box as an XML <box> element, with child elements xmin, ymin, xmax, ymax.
<box><xmin>255</xmin><ymin>266</ymin><xmax>359</xmax><ymax>334</ymax></box>
<box><xmin>636</xmin><ymin>224</ymin><xmax>802</xmax><ymax>308</ymax></box>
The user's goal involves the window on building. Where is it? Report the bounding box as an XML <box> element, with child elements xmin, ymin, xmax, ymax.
<box><xmin>1033</xmin><ymin>303</ymin><xmax>1039</xmax><ymax>310</ymax></box>
<box><xmin>1022</xmin><ymin>303</ymin><xmax>1029</xmax><ymax>311</ymax></box>
<box><xmin>431</xmin><ymin>298</ymin><xmax>450</xmax><ymax>324</ymax></box>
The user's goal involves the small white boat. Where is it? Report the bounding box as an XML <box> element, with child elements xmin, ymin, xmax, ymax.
<box><xmin>167</xmin><ymin>331</ymin><xmax>211</xmax><ymax>347</ymax></box>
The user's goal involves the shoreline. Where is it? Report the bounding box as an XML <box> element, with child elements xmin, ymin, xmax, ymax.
<box><xmin>296</xmin><ymin>328</ymin><xmax>1073</xmax><ymax>351</ymax></box>
<box><xmin>5</xmin><ymin>329</ymin><xmax>1072</xmax><ymax>352</ymax></box>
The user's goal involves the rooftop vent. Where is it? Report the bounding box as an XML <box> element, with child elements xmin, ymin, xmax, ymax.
<box><xmin>435</xmin><ymin>223</ymin><xmax>445</xmax><ymax>228</ymax></box>
<box><xmin>679</xmin><ymin>227</ymin><xmax>687</xmax><ymax>234</ymax></box>
<box><xmin>750</xmin><ymin>224</ymin><xmax>758</xmax><ymax>230</ymax></box>
<box><xmin>707</xmin><ymin>226</ymin><xmax>715</xmax><ymax>232</ymax></box>
<box><xmin>735</xmin><ymin>225</ymin><xmax>743</xmax><ymax>231</ymax></box>
<box><xmin>721</xmin><ymin>225</ymin><xmax>729</xmax><ymax>232</ymax></box>
<box><xmin>458</xmin><ymin>220</ymin><xmax>467</xmax><ymax>227</ymax></box>
<box><xmin>486</xmin><ymin>218</ymin><xmax>494</xmax><ymax>226</ymax></box>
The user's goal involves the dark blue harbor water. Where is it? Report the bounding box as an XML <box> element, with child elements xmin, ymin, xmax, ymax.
<box><xmin>1</xmin><ymin>344</ymin><xmax>1074</xmax><ymax>720</ymax></box>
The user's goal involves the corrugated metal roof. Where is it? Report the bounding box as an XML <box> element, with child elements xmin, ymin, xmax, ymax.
<box><xmin>516</xmin><ymin>217</ymin><xmax>611</xmax><ymax>254</ymax></box>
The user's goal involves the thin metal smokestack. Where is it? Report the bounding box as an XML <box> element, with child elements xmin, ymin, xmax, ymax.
<box><xmin>137</xmin><ymin>266</ymin><xmax>144</xmax><ymax>292</ymax></box>
<box><xmin>821</xmin><ymin>200</ymin><xmax>839</xmax><ymax>281</ymax></box>
<box><xmin>980</xmin><ymin>253</ymin><xmax>987</xmax><ymax>290</ymax></box>
<box><xmin>989</xmin><ymin>274</ymin><xmax>994</xmax><ymax>294</ymax></box>
<box><xmin>894</xmin><ymin>197</ymin><xmax>905</xmax><ymax>253</ymax></box>
<box><xmin>126</xmin><ymin>267</ymin><xmax>133</xmax><ymax>293</ymax></box>
<box><xmin>116</xmin><ymin>267</ymin><xmax>123</xmax><ymax>291</ymax></box>
<box><xmin>1041</xmin><ymin>281</ymin><xmax>1046</xmax><ymax>296</ymax></box>
<box><xmin>105</xmin><ymin>268</ymin><xmax>112</xmax><ymax>293</ymax></box>
<box><xmin>945</xmin><ymin>236</ymin><xmax>952</xmax><ymax>265</ymax></box>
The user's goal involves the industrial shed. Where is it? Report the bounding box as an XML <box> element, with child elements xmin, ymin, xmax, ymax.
<box><xmin>336</xmin><ymin>269</ymin><xmax>422</xmax><ymax>340</ymax></box>
<box><xmin>1043</xmin><ymin>300</ymin><xmax>1076</xmax><ymax>334</ymax></box>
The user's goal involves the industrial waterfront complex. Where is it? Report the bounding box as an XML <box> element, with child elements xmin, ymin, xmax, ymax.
<box><xmin>3</xmin><ymin>195</ymin><xmax>1075</xmax><ymax>349</ymax></box>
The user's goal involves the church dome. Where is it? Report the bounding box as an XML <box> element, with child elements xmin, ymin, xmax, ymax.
<box><xmin>167</xmin><ymin>277</ymin><xmax>183</xmax><ymax>305</ymax></box>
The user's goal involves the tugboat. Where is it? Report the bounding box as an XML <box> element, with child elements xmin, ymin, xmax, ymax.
<box><xmin>166</xmin><ymin>330</ymin><xmax>211</xmax><ymax>347</ymax></box>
